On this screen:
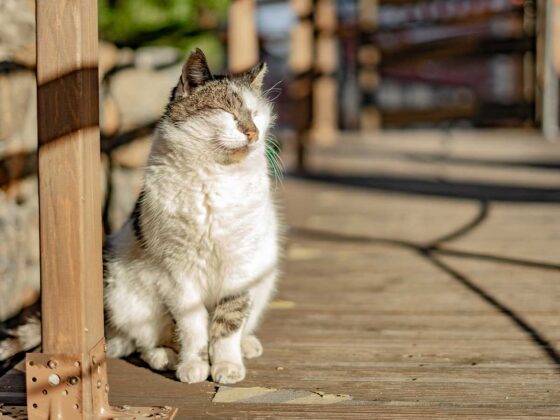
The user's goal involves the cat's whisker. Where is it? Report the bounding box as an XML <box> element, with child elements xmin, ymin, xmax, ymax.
<box><xmin>263</xmin><ymin>79</ymin><xmax>282</xmax><ymax>97</ymax></box>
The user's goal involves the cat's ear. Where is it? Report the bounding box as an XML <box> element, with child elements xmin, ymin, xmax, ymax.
<box><xmin>172</xmin><ymin>48</ymin><xmax>212</xmax><ymax>100</ymax></box>
<box><xmin>243</xmin><ymin>62</ymin><xmax>268</xmax><ymax>92</ymax></box>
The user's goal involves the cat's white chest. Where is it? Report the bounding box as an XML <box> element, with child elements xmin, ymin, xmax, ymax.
<box><xmin>173</xmin><ymin>167</ymin><xmax>275</xmax><ymax>292</ymax></box>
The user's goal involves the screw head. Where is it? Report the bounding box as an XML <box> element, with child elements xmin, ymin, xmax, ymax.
<box><xmin>47</xmin><ymin>374</ymin><xmax>60</xmax><ymax>386</ymax></box>
<box><xmin>68</xmin><ymin>376</ymin><xmax>79</xmax><ymax>385</ymax></box>
<box><xmin>47</xmin><ymin>360</ymin><xmax>57</xmax><ymax>369</ymax></box>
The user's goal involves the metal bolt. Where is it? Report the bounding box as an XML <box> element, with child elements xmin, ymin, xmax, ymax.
<box><xmin>68</xmin><ymin>376</ymin><xmax>79</xmax><ymax>385</ymax></box>
<box><xmin>96</xmin><ymin>380</ymin><xmax>102</xmax><ymax>389</ymax></box>
<box><xmin>47</xmin><ymin>360</ymin><xmax>57</xmax><ymax>369</ymax></box>
<box><xmin>47</xmin><ymin>374</ymin><xmax>60</xmax><ymax>386</ymax></box>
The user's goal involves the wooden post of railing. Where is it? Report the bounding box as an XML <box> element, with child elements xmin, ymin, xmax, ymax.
<box><xmin>290</xmin><ymin>0</ymin><xmax>315</xmax><ymax>171</ymax></box>
<box><xmin>29</xmin><ymin>1</ymin><xmax>177</xmax><ymax>418</ymax></box>
<box><xmin>228</xmin><ymin>0</ymin><xmax>259</xmax><ymax>74</ymax></box>
<box><xmin>358</xmin><ymin>0</ymin><xmax>381</xmax><ymax>130</ymax></box>
<box><xmin>542</xmin><ymin>0</ymin><xmax>560</xmax><ymax>140</ymax></box>
<box><xmin>311</xmin><ymin>0</ymin><xmax>338</xmax><ymax>144</ymax></box>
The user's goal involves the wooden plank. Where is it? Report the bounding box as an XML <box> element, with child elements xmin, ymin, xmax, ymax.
<box><xmin>542</xmin><ymin>0</ymin><xmax>560</xmax><ymax>140</ymax></box>
<box><xmin>36</xmin><ymin>0</ymin><xmax>103</xmax><ymax>414</ymax></box>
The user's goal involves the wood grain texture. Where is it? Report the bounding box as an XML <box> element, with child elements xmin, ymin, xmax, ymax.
<box><xmin>35</xmin><ymin>0</ymin><xmax>103</xmax><ymax>414</ymax></box>
<box><xmin>36</xmin><ymin>0</ymin><xmax>102</xmax><ymax>356</ymax></box>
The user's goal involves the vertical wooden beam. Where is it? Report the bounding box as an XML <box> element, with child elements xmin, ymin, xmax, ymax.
<box><xmin>35</xmin><ymin>0</ymin><xmax>103</xmax><ymax>415</ymax></box>
<box><xmin>228</xmin><ymin>0</ymin><xmax>259</xmax><ymax>74</ymax></box>
<box><xmin>310</xmin><ymin>0</ymin><xmax>338</xmax><ymax>144</ymax></box>
<box><xmin>31</xmin><ymin>1</ymin><xmax>176</xmax><ymax>418</ymax></box>
<box><xmin>542</xmin><ymin>0</ymin><xmax>560</xmax><ymax>140</ymax></box>
<box><xmin>554</xmin><ymin>0</ymin><xmax>560</xmax><ymax>76</ymax></box>
<box><xmin>358</xmin><ymin>0</ymin><xmax>381</xmax><ymax>130</ymax></box>
<box><xmin>37</xmin><ymin>0</ymin><xmax>103</xmax><ymax>361</ymax></box>
<box><xmin>290</xmin><ymin>0</ymin><xmax>315</xmax><ymax>172</ymax></box>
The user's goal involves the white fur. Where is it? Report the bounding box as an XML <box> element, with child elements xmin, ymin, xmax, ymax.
<box><xmin>104</xmin><ymin>85</ymin><xmax>278</xmax><ymax>385</ymax></box>
<box><xmin>0</xmin><ymin>316</ymin><xmax>41</xmax><ymax>360</ymax></box>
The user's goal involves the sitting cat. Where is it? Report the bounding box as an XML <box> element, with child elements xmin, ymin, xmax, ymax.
<box><xmin>0</xmin><ymin>49</ymin><xmax>280</xmax><ymax>385</ymax></box>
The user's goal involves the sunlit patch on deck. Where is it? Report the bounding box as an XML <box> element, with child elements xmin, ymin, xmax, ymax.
<box><xmin>213</xmin><ymin>386</ymin><xmax>353</xmax><ymax>404</ymax></box>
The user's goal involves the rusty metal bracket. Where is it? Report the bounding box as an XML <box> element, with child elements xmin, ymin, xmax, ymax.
<box><xmin>25</xmin><ymin>351</ymin><xmax>84</xmax><ymax>418</ymax></box>
<box><xmin>0</xmin><ymin>338</ymin><xmax>177</xmax><ymax>419</ymax></box>
<box><xmin>88</xmin><ymin>338</ymin><xmax>178</xmax><ymax>419</ymax></box>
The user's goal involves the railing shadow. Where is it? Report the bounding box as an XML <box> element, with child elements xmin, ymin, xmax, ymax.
<box><xmin>291</xmin><ymin>172</ymin><xmax>560</xmax><ymax>203</ymax></box>
<box><xmin>290</xmin><ymin>165</ymin><xmax>560</xmax><ymax>372</ymax></box>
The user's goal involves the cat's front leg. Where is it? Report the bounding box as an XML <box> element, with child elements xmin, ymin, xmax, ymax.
<box><xmin>209</xmin><ymin>292</ymin><xmax>251</xmax><ymax>384</ymax></box>
<box><xmin>241</xmin><ymin>267</ymin><xmax>277</xmax><ymax>359</ymax></box>
<box><xmin>168</xmin><ymin>289</ymin><xmax>210</xmax><ymax>384</ymax></box>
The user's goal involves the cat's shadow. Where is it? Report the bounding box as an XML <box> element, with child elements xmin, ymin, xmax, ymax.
<box><xmin>123</xmin><ymin>353</ymin><xmax>180</xmax><ymax>381</ymax></box>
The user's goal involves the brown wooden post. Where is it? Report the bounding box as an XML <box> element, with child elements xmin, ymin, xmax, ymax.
<box><xmin>554</xmin><ymin>0</ymin><xmax>560</xmax><ymax>75</ymax></box>
<box><xmin>290</xmin><ymin>0</ymin><xmax>315</xmax><ymax>171</ymax></box>
<box><xmin>27</xmin><ymin>1</ymin><xmax>177</xmax><ymax>418</ymax></box>
<box><xmin>228</xmin><ymin>0</ymin><xmax>259</xmax><ymax>74</ymax></box>
<box><xmin>311</xmin><ymin>0</ymin><xmax>338</xmax><ymax>144</ymax></box>
<box><xmin>542</xmin><ymin>0</ymin><xmax>560</xmax><ymax>140</ymax></box>
<box><xmin>358</xmin><ymin>0</ymin><xmax>381</xmax><ymax>130</ymax></box>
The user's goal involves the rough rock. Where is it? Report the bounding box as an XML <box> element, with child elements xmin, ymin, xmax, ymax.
<box><xmin>0</xmin><ymin>177</ymin><xmax>39</xmax><ymax>320</ymax></box>
<box><xmin>0</xmin><ymin>0</ymin><xmax>36</xmax><ymax>67</ymax></box>
<box><xmin>100</xmin><ymin>92</ymin><xmax>121</xmax><ymax>137</ymax></box>
<box><xmin>134</xmin><ymin>46</ymin><xmax>179</xmax><ymax>70</ymax></box>
<box><xmin>108</xmin><ymin>166</ymin><xmax>144</xmax><ymax>232</ymax></box>
<box><xmin>110</xmin><ymin>62</ymin><xmax>182</xmax><ymax>130</ymax></box>
<box><xmin>112</xmin><ymin>135</ymin><xmax>152</xmax><ymax>169</ymax></box>
<box><xmin>0</xmin><ymin>71</ymin><xmax>37</xmax><ymax>154</ymax></box>
<box><xmin>99</xmin><ymin>40</ymin><xmax>119</xmax><ymax>80</ymax></box>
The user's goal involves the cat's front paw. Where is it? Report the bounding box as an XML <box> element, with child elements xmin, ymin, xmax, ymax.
<box><xmin>241</xmin><ymin>335</ymin><xmax>263</xmax><ymax>359</ymax></box>
<box><xmin>107</xmin><ymin>335</ymin><xmax>135</xmax><ymax>359</ymax></box>
<box><xmin>211</xmin><ymin>362</ymin><xmax>246</xmax><ymax>384</ymax></box>
<box><xmin>176</xmin><ymin>361</ymin><xmax>210</xmax><ymax>384</ymax></box>
<box><xmin>141</xmin><ymin>347</ymin><xmax>178</xmax><ymax>371</ymax></box>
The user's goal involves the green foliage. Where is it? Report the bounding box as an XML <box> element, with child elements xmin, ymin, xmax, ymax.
<box><xmin>99</xmin><ymin>0</ymin><xmax>228</xmax><ymax>52</ymax></box>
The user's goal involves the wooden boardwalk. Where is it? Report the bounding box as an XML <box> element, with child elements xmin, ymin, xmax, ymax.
<box><xmin>2</xmin><ymin>130</ymin><xmax>560</xmax><ymax>418</ymax></box>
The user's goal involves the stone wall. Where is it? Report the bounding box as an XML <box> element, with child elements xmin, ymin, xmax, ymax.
<box><xmin>0</xmin><ymin>0</ymin><xmax>185</xmax><ymax>320</ymax></box>
<box><xmin>0</xmin><ymin>0</ymin><xmax>39</xmax><ymax>320</ymax></box>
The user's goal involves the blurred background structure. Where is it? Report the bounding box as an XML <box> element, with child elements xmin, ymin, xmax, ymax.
<box><xmin>1</xmin><ymin>0</ymin><xmax>560</xmax><ymax>417</ymax></box>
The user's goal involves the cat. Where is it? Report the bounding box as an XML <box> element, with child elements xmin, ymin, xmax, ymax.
<box><xmin>0</xmin><ymin>49</ymin><xmax>281</xmax><ymax>385</ymax></box>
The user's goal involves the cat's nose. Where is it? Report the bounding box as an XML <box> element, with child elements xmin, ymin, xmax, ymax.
<box><xmin>246</xmin><ymin>130</ymin><xmax>258</xmax><ymax>143</ymax></box>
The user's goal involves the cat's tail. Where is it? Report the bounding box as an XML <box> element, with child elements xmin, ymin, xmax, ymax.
<box><xmin>0</xmin><ymin>315</ymin><xmax>41</xmax><ymax>361</ymax></box>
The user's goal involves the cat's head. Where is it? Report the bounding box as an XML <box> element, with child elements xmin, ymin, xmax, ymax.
<box><xmin>160</xmin><ymin>48</ymin><xmax>274</xmax><ymax>164</ymax></box>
